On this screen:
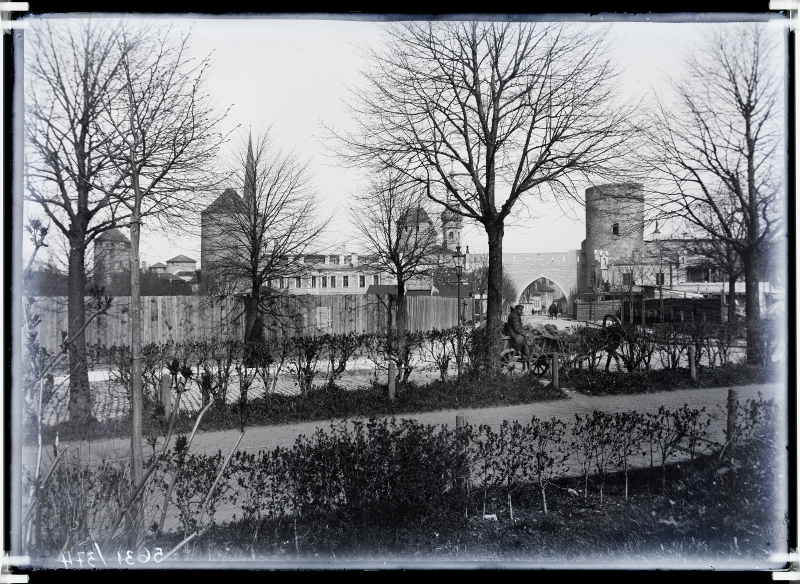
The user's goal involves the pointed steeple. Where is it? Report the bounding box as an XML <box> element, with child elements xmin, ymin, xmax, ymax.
<box><xmin>243</xmin><ymin>130</ymin><xmax>256</xmax><ymax>208</ymax></box>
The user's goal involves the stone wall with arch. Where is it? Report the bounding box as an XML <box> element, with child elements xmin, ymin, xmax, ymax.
<box><xmin>468</xmin><ymin>250</ymin><xmax>580</xmax><ymax>307</ymax></box>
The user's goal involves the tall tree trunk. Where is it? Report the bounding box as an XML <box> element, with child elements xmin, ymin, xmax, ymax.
<box><xmin>245</xmin><ymin>285</ymin><xmax>260</xmax><ymax>340</ymax></box>
<box><xmin>128</xmin><ymin>208</ymin><xmax>143</xmax><ymax>547</ymax></box>
<box><xmin>66</xmin><ymin>241</ymin><xmax>91</xmax><ymax>425</ymax></box>
<box><xmin>485</xmin><ymin>222</ymin><xmax>504</xmax><ymax>331</ymax></box>
<box><xmin>396</xmin><ymin>284</ymin><xmax>407</xmax><ymax>383</ymax></box>
<box><xmin>395</xmin><ymin>288</ymin><xmax>407</xmax><ymax>334</ymax></box>
<box><xmin>728</xmin><ymin>273</ymin><xmax>738</xmax><ymax>324</ymax></box>
<box><xmin>743</xmin><ymin>255</ymin><xmax>761</xmax><ymax>364</ymax></box>
<box><xmin>641</xmin><ymin>293</ymin><xmax>646</xmax><ymax>326</ymax></box>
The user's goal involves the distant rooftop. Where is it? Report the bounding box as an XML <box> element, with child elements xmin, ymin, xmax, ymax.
<box><xmin>96</xmin><ymin>228</ymin><xmax>130</xmax><ymax>243</ymax></box>
<box><xmin>167</xmin><ymin>255</ymin><xmax>196</xmax><ymax>263</ymax></box>
<box><xmin>202</xmin><ymin>188</ymin><xmax>245</xmax><ymax>214</ymax></box>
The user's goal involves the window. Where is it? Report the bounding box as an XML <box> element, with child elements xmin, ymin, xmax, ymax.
<box><xmin>656</xmin><ymin>272</ymin><xmax>665</xmax><ymax>286</ymax></box>
<box><xmin>632</xmin><ymin>250</ymin><xmax>640</xmax><ymax>261</ymax></box>
<box><xmin>686</xmin><ymin>267</ymin><xmax>710</xmax><ymax>283</ymax></box>
<box><xmin>311</xmin><ymin>276</ymin><xmax>317</xmax><ymax>288</ymax></box>
<box><xmin>372</xmin><ymin>274</ymin><xmax>380</xmax><ymax>285</ymax></box>
<box><xmin>279</xmin><ymin>277</ymin><xmax>286</xmax><ymax>289</ymax></box>
<box><xmin>612</xmin><ymin>223</ymin><xmax>619</xmax><ymax>236</ymax></box>
<box><xmin>449</xmin><ymin>231</ymin><xmax>453</xmax><ymax>239</ymax></box>
<box><xmin>622</xmin><ymin>272</ymin><xmax>633</xmax><ymax>286</ymax></box>
<box><xmin>331</xmin><ymin>276</ymin><xmax>336</xmax><ymax>288</ymax></box>
<box><xmin>329</xmin><ymin>255</ymin><xmax>340</xmax><ymax>265</ymax></box>
<box><xmin>359</xmin><ymin>275</ymin><xmax>365</xmax><ymax>288</ymax></box>
<box><xmin>322</xmin><ymin>276</ymin><xmax>328</xmax><ymax>288</ymax></box>
<box><xmin>343</xmin><ymin>276</ymin><xmax>349</xmax><ymax>287</ymax></box>
<box><xmin>296</xmin><ymin>277</ymin><xmax>302</xmax><ymax>288</ymax></box>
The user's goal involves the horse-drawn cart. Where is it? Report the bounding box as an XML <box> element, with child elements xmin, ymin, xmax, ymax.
<box><xmin>500</xmin><ymin>314</ymin><xmax>624</xmax><ymax>376</ymax></box>
<box><xmin>500</xmin><ymin>330</ymin><xmax>561</xmax><ymax>377</ymax></box>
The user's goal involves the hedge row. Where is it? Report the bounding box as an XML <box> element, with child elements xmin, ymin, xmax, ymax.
<box><xmin>26</xmin><ymin>395</ymin><xmax>777</xmax><ymax>553</ymax></box>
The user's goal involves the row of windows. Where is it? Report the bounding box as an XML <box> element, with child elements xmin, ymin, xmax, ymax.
<box><xmin>621</xmin><ymin>272</ymin><xmax>665</xmax><ymax>286</ymax></box>
<box><xmin>275</xmin><ymin>274</ymin><xmax>380</xmax><ymax>289</ymax></box>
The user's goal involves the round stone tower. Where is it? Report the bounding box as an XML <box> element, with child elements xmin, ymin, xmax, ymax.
<box><xmin>585</xmin><ymin>183</ymin><xmax>644</xmax><ymax>263</ymax></box>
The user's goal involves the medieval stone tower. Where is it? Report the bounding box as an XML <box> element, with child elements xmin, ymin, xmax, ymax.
<box><xmin>200</xmin><ymin>134</ymin><xmax>256</xmax><ymax>280</ymax></box>
<box><xmin>93</xmin><ymin>228</ymin><xmax>131</xmax><ymax>285</ymax></box>
<box><xmin>578</xmin><ymin>183</ymin><xmax>645</xmax><ymax>294</ymax></box>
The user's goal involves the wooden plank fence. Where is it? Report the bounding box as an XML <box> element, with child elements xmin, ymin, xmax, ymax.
<box><xmin>573</xmin><ymin>300</ymin><xmax>621</xmax><ymax>322</ymax></box>
<box><xmin>621</xmin><ymin>297</ymin><xmax>723</xmax><ymax>324</ymax></box>
<box><xmin>31</xmin><ymin>294</ymin><xmax>460</xmax><ymax>352</ymax></box>
<box><xmin>574</xmin><ymin>297</ymin><xmax>723</xmax><ymax>324</ymax></box>
<box><xmin>407</xmin><ymin>296</ymin><xmax>459</xmax><ymax>332</ymax></box>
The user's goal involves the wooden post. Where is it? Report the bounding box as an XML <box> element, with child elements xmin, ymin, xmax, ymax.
<box><xmin>551</xmin><ymin>353</ymin><xmax>559</xmax><ymax>390</ymax></box>
<box><xmin>160</xmin><ymin>372</ymin><xmax>171</xmax><ymax>411</ymax></box>
<box><xmin>388</xmin><ymin>362</ymin><xmax>396</xmax><ymax>401</ymax></box>
<box><xmin>688</xmin><ymin>345</ymin><xmax>696</xmax><ymax>381</ymax></box>
<box><xmin>456</xmin><ymin>414</ymin><xmax>466</xmax><ymax>428</ymax></box>
<box><xmin>726</xmin><ymin>389</ymin><xmax>739</xmax><ymax>443</ymax></box>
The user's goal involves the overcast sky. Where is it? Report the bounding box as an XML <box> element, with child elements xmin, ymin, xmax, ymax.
<box><xmin>23</xmin><ymin>14</ymin><xmax>788</xmax><ymax>268</ymax></box>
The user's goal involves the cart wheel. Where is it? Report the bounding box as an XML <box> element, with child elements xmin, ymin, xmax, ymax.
<box><xmin>500</xmin><ymin>349</ymin><xmax>524</xmax><ymax>376</ymax></box>
<box><xmin>531</xmin><ymin>355</ymin><xmax>550</xmax><ymax>377</ymax></box>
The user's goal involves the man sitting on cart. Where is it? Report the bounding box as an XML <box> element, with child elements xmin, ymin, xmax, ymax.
<box><xmin>505</xmin><ymin>304</ymin><xmax>530</xmax><ymax>368</ymax></box>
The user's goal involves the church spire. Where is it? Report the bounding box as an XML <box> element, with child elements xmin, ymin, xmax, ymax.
<box><xmin>244</xmin><ymin>131</ymin><xmax>256</xmax><ymax>207</ymax></box>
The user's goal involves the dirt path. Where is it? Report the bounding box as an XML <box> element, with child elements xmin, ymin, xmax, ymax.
<box><xmin>29</xmin><ymin>382</ymin><xmax>785</xmax><ymax>466</ymax></box>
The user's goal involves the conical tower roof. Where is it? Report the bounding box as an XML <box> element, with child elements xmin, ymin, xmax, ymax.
<box><xmin>243</xmin><ymin>131</ymin><xmax>256</xmax><ymax>208</ymax></box>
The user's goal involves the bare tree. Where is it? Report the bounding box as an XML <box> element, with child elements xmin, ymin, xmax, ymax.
<box><xmin>332</xmin><ymin>21</ymin><xmax>636</xmax><ymax>331</ymax></box>
<box><xmin>99</xmin><ymin>24</ymin><xmax>227</xmax><ymax>532</ymax></box>
<box><xmin>351</xmin><ymin>172</ymin><xmax>440</xmax><ymax>335</ymax></box>
<box><xmin>468</xmin><ymin>256</ymin><xmax>518</xmax><ymax>308</ymax></box>
<box><xmin>203</xmin><ymin>129</ymin><xmax>326</xmax><ymax>335</ymax></box>
<box><xmin>679</xmin><ymin>193</ymin><xmax>746</xmax><ymax>323</ymax></box>
<box><xmin>644</xmin><ymin>24</ymin><xmax>784</xmax><ymax>363</ymax></box>
<box><xmin>25</xmin><ymin>20</ymin><xmax>135</xmax><ymax>423</ymax></box>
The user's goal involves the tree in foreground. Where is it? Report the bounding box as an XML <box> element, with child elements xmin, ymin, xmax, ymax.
<box><xmin>99</xmin><ymin>24</ymin><xmax>227</xmax><ymax>539</ymax></box>
<box><xmin>644</xmin><ymin>24</ymin><xmax>784</xmax><ymax>363</ymax></box>
<box><xmin>202</xmin><ymin>129</ymin><xmax>326</xmax><ymax>337</ymax></box>
<box><xmin>332</xmin><ymin>21</ymin><xmax>635</xmax><ymax>331</ymax></box>
<box><xmin>25</xmin><ymin>20</ymin><xmax>136</xmax><ymax>423</ymax></box>
<box><xmin>350</xmin><ymin>172</ymin><xmax>440</xmax><ymax>336</ymax></box>
<box><xmin>467</xmin><ymin>253</ymin><xmax>518</xmax><ymax>313</ymax></box>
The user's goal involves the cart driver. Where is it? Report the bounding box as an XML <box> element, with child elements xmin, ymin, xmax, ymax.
<box><xmin>507</xmin><ymin>304</ymin><xmax>530</xmax><ymax>365</ymax></box>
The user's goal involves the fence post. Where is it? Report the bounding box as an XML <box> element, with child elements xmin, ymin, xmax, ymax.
<box><xmin>160</xmin><ymin>373</ymin><xmax>171</xmax><ymax>410</ymax></box>
<box><xmin>688</xmin><ymin>345</ymin><xmax>696</xmax><ymax>381</ymax></box>
<box><xmin>726</xmin><ymin>389</ymin><xmax>739</xmax><ymax>443</ymax></box>
<box><xmin>388</xmin><ymin>362</ymin><xmax>396</xmax><ymax>401</ymax></box>
<box><xmin>551</xmin><ymin>353</ymin><xmax>559</xmax><ymax>390</ymax></box>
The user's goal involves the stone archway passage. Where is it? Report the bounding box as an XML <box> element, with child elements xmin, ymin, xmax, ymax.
<box><xmin>470</xmin><ymin>251</ymin><xmax>580</xmax><ymax>307</ymax></box>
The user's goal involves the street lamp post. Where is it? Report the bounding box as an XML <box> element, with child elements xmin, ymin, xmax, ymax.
<box><xmin>452</xmin><ymin>244</ymin><xmax>466</xmax><ymax>377</ymax></box>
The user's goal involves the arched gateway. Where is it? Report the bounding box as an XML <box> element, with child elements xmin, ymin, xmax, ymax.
<box><xmin>468</xmin><ymin>250</ymin><xmax>580</xmax><ymax>306</ymax></box>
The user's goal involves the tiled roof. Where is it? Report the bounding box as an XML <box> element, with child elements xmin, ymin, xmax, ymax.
<box><xmin>150</xmin><ymin>262</ymin><xmax>166</xmax><ymax>268</ymax></box>
<box><xmin>167</xmin><ymin>254</ymin><xmax>196</xmax><ymax>263</ymax></box>
<box><xmin>202</xmin><ymin>189</ymin><xmax>245</xmax><ymax>214</ymax></box>
<box><xmin>95</xmin><ymin>228</ymin><xmax>130</xmax><ymax>243</ymax></box>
